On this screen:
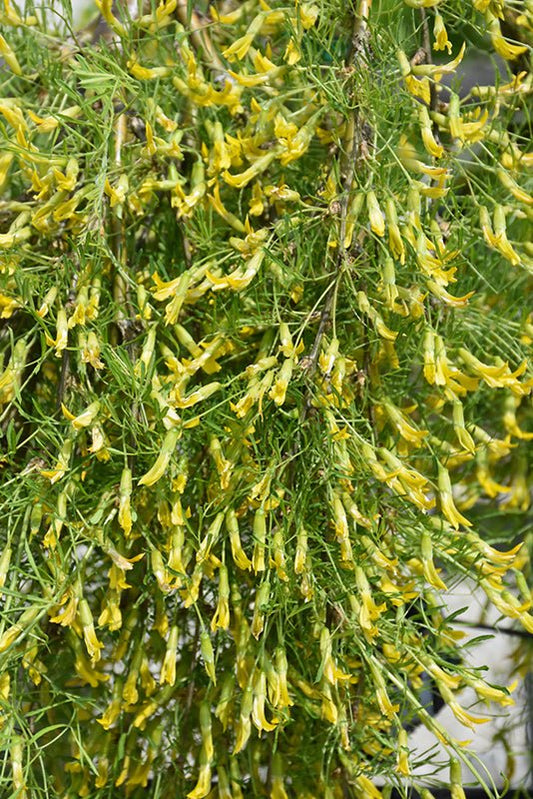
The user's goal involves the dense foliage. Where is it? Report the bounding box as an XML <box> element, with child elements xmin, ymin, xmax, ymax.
<box><xmin>0</xmin><ymin>0</ymin><xmax>532</xmax><ymax>796</ymax></box>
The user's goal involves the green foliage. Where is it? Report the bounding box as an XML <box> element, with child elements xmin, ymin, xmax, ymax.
<box><xmin>0</xmin><ymin>0</ymin><xmax>532</xmax><ymax>796</ymax></box>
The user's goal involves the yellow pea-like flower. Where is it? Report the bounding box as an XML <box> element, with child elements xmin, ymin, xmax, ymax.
<box><xmin>0</xmin><ymin>34</ymin><xmax>21</xmax><ymax>75</ymax></box>
<box><xmin>438</xmin><ymin>463</ymin><xmax>472</xmax><ymax>529</ymax></box>
<box><xmin>139</xmin><ymin>428</ymin><xmax>181</xmax><ymax>486</ymax></box>
<box><xmin>366</xmin><ymin>190</ymin><xmax>385</xmax><ymax>237</ymax></box>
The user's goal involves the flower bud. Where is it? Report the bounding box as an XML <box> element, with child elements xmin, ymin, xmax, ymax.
<box><xmin>200</xmin><ymin>630</ymin><xmax>216</xmax><ymax>684</ymax></box>
<box><xmin>251</xmin><ymin>579</ymin><xmax>270</xmax><ymax>639</ymax></box>
<box><xmin>252</xmin><ymin>508</ymin><xmax>266</xmax><ymax>573</ymax></box>
<box><xmin>0</xmin><ymin>545</ymin><xmax>11</xmax><ymax>591</ymax></box>
<box><xmin>160</xmin><ymin>625</ymin><xmax>179</xmax><ymax>686</ymax></box>
<box><xmin>118</xmin><ymin>467</ymin><xmax>133</xmax><ymax>537</ymax></box>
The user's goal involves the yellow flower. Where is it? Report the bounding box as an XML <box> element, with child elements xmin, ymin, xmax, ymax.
<box><xmin>355</xmin><ymin>775</ymin><xmax>383</xmax><ymax>799</ymax></box>
<box><xmin>88</xmin><ymin>425</ymin><xmax>110</xmax><ymax>461</ymax></box>
<box><xmin>229</xmin><ymin>52</ymin><xmax>281</xmax><ymax>86</ymax></box>
<box><xmin>366</xmin><ymin>190</ymin><xmax>385</xmax><ymax>237</ymax></box>
<box><xmin>0</xmin><ymin>34</ymin><xmax>21</xmax><ymax>75</ymax></box>
<box><xmin>222</xmin><ymin>11</ymin><xmax>268</xmax><ymax>61</ymax></box>
<box><xmin>61</xmin><ymin>400</ymin><xmax>100</xmax><ymax>430</ymax></box>
<box><xmin>502</xmin><ymin>395</ymin><xmax>533</xmax><ymax>440</ymax></box>
<box><xmin>439</xmin><ymin>683</ymin><xmax>490</xmax><ymax>729</ymax></box>
<box><xmin>284</xmin><ymin>38</ymin><xmax>301</xmax><ymax>64</ymax></box>
<box><xmin>0</xmin><ymin>291</ymin><xmax>20</xmax><ymax>318</ymax></box>
<box><xmin>396</xmin><ymin>728</ymin><xmax>410</xmax><ymax>776</ymax></box>
<box><xmin>200</xmin><ymin>630</ymin><xmax>216</xmax><ymax>684</ymax></box>
<box><xmin>127</xmin><ymin>57</ymin><xmax>171</xmax><ymax>80</ymax></box>
<box><xmin>2</xmin><ymin>0</ymin><xmax>37</xmax><ymax>24</ymax></box>
<box><xmin>98</xmin><ymin>590</ymin><xmax>122</xmax><ymax>631</ymax></box>
<box><xmin>433</xmin><ymin>12</ymin><xmax>451</xmax><ymax>53</ymax></box>
<box><xmin>0</xmin><ymin>607</ymin><xmax>40</xmax><ymax>653</ymax></box>
<box><xmin>412</xmin><ymin>42</ymin><xmax>466</xmax><ymax>79</ymax></box>
<box><xmin>209</xmin><ymin>437</ymin><xmax>233</xmax><ymax>490</ymax></box>
<box><xmin>118</xmin><ymin>467</ymin><xmax>133</xmax><ymax>536</ymax></box>
<box><xmin>40</xmin><ymin>438</ymin><xmax>73</xmax><ymax>484</ymax></box>
<box><xmin>53</xmin><ymin>158</ymin><xmax>78</xmax><ymax>191</ymax></box>
<box><xmin>357</xmin><ymin>292</ymin><xmax>397</xmax><ymax>341</ymax></box>
<box><xmin>368</xmin><ymin>656</ymin><xmax>399</xmax><ymax>718</ymax></box>
<box><xmin>438</xmin><ymin>463</ymin><xmax>472</xmax><ymax>529</ymax></box>
<box><xmin>104</xmin><ymin>174</ymin><xmax>129</xmax><ymax>207</ymax></box>
<box><xmin>74</xmin><ymin>647</ymin><xmax>109</xmax><ymax>687</ymax></box>
<box><xmin>160</xmin><ymin>625</ymin><xmax>179</xmax><ymax>686</ymax></box>
<box><xmin>294</xmin><ymin>524</ymin><xmax>308</xmax><ymax>575</ymax></box>
<box><xmin>452</xmin><ymin>400</ymin><xmax>476</xmax><ymax>454</ymax></box>
<box><xmin>269</xmin><ymin>358</ymin><xmax>293</xmax><ymax>406</ymax></box>
<box><xmin>249</xmin><ymin>181</ymin><xmax>264</xmax><ymax>216</ymax></box>
<box><xmin>97</xmin><ymin>689</ymin><xmax>122</xmax><ymax>730</ymax></box>
<box><xmin>421</xmin><ymin>530</ymin><xmax>447</xmax><ymax>590</ymax></box>
<box><xmin>487</xmin><ymin>14</ymin><xmax>527</xmax><ymax>61</ymax></box>
<box><xmin>223</xmin><ymin>33</ymin><xmax>255</xmax><ymax>62</ymax></box>
<box><xmin>265</xmin><ymin>183</ymin><xmax>301</xmax><ymax>204</ymax></box>
<box><xmin>458</xmin><ymin>347</ymin><xmax>529</xmax><ymax>394</ymax></box>
<box><xmin>419</xmin><ymin>108</ymin><xmax>444</xmax><ymax>159</ymax></box>
<box><xmin>79</xmin><ymin>599</ymin><xmax>104</xmax><ymax>664</ymax></box>
<box><xmin>251</xmin><ymin>507</ymin><xmax>267</xmax><ymax>572</ymax></box>
<box><xmin>226</xmin><ymin>509</ymin><xmax>252</xmax><ymax>570</ymax></box>
<box><xmin>273</xmin><ymin>648</ymin><xmax>293</xmax><ymax>709</ymax></box>
<box><xmin>319</xmin><ymin>625</ymin><xmax>352</xmax><ymax>685</ymax></box>
<box><xmin>479</xmin><ymin>205</ymin><xmax>520</xmax><ymax>265</ymax></box>
<box><xmin>234</xmin><ymin>680</ymin><xmax>253</xmax><ymax>754</ymax></box>
<box><xmin>80</xmin><ymin>331</ymin><xmax>104</xmax><ymax>369</ymax></box>
<box><xmin>299</xmin><ymin>1</ymin><xmax>319</xmax><ymax>29</ymax></box>
<box><xmin>139</xmin><ymin>428</ymin><xmax>181</xmax><ymax>486</ymax></box>
<box><xmin>94</xmin><ymin>0</ymin><xmax>126</xmax><ymax>35</ymax></box>
<box><xmin>45</xmin><ymin>308</ymin><xmax>68</xmax><ymax>356</ymax></box>
<box><xmin>211</xmin><ymin>564</ymin><xmax>230</xmax><ymax>631</ymax></box>
<box><xmin>149</xmin><ymin>100</ymin><xmax>177</xmax><ymax>132</ymax></box>
<box><xmin>252</xmin><ymin>671</ymin><xmax>277</xmax><ymax>732</ymax></box>
<box><xmin>331</xmin><ymin>491</ymin><xmax>354</xmax><ymax>566</ymax></box>
<box><xmin>497</xmin><ymin>168</ymin><xmax>533</xmax><ymax>206</ymax></box>
<box><xmin>356</xmin><ymin>566</ymin><xmax>387</xmax><ymax>634</ymax></box>
<box><xmin>320</xmin><ymin>680</ymin><xmax>338</xmax><ymax>724</ymax></box>
<box><xmin>151</xmin><ymin>548</ymin><xmax>172</xmax><ymax>593</ymax></box>
<box><xmin>107</xmin><ymin>547</ymin><xmax>144</xmax><ymax>572</ymax></box>
<box><xmin>278</xmin><ymin>110</ymin><xmax>321</xmax><ymax>165</ymax></box>
<box><xmin>384</xmin><ymin>198</ymin><xmax>406</xmax><ymax>262</ymax></box>
<box><xmin>382</xmin><ymin>400</ymin><xmax>427</xmax><ymax>446</ymax></box>
<box><xmin>466</xmin><ymin>676</ymin><xmax>515</xmax><ymax>707</ymax></box>
<box><xmin>251</xmin><ymin>580</ymin><xmax>270</xmax><ymax>639</ymax></box>
<box><xmin>49</xmin><ymin>587</ymin><xmax>79</xmax><ymax>626</ymax></box>
<box><xmin>187</xmin><ymin>755</ymin><xmax>212</xmax><ymax>799</ymax></box>
<box><xmin>223</xmin><ymin>149</ymin><xmax>280</xmax><ymax>189</ymax></box>
<box><xmin>413</xmin><ymin>177</ymin><xmax>449</xmax><ymax>199</ymax></box>
<box><xmin>173</xmin><ymin>380</ymin><xmax>222</xmax><ymax>410</ymax></box>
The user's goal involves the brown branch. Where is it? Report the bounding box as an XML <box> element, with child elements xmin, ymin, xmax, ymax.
<box><xmin>419</xmin><ymin>8</ymin><xmax>438</xmax><ymax>113</ymax></box>
<box><xmin>304</xmin><ymin>0</ymin><xmax>371</xmax><ymax>378</ymax></box>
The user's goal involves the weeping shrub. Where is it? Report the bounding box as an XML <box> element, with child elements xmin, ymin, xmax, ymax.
<box><xmin>0</xmin><ymin>0</ymin><xmax>532</xmax><ymax>796</ymax></box>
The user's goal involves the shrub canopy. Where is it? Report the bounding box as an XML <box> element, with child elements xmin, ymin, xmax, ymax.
<box><xmin>0</xmin><ymin>0</ymin><xmax>532</xmax><ymax>796</ymax></box>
